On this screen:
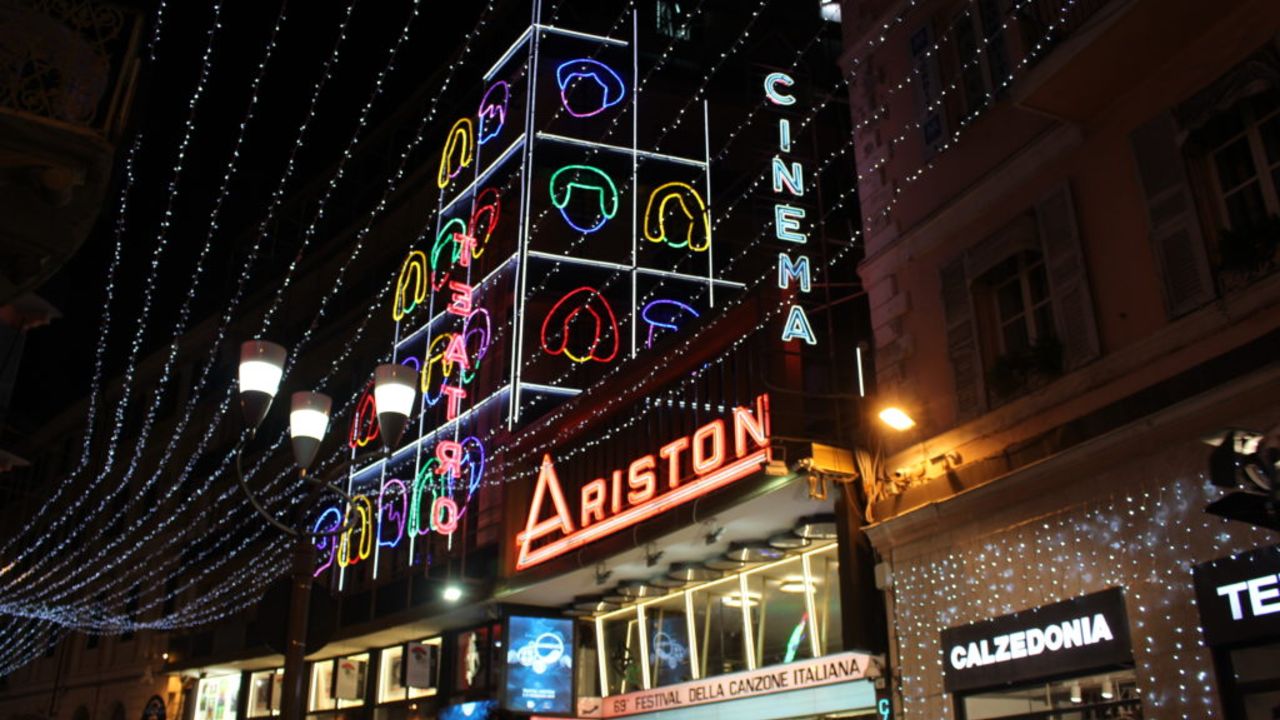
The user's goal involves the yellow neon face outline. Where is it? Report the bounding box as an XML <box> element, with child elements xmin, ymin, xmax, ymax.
<box><xmin>393</xmin><ymin>250</ymin><xmax>428</xmax><ymax>321</ymax></box>
<box><xmin>643</xmin><ymin>181</ymin><xmax>710</xmax><ymax>252</ymax></box>
<box><xmin>436</xmin><ymin>118</ymin><xmax>474</xmax><ymax>189</ymax></box>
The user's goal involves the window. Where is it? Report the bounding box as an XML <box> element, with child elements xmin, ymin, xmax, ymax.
<box><xmin>194</xmin><ymin>675</ymin><xmax>240</xmax><ymax>720</ymax></box>
<box><xmin>247</xmin><ymin>669</ymin><xmax>282</xmax><ymax>718</ymax></box>
<box><xmin>1200</xmin><ymin>93</ymin><xmax>1280</xmax><ymax>231</ymax></box>
<box><xmin>308</xmin><ymin>654</ymin><xmax>369</xmax><ymax>713</ymax></box>
<box><xmin>377</xmin><ymin>640</ymin><xmax>440</xmax><ymax>703</ymax></box>
<box><xmin>960</xmin><ymin>668</ymin><xmax>1142</xmax><ymax>719</ymax></box>
<box><xmin>982</xmin><ymin>252</ymin><xmax>1054</xmax><ymax>358</ymax></box>
<box><xmin>945</xmin><ymin>0</ymin><xmax>1012</xmax><ymax>122</ymax></box>
<box><xmin>655</xmin><ymin>1</ymin><xmax>691</xmax><ymax>40</ymax></box>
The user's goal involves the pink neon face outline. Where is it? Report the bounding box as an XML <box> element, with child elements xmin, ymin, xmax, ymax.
<box><xmin>477</xmin><ymin>81</ymin><xmax>510</xmax><ymax>144</ymax></box>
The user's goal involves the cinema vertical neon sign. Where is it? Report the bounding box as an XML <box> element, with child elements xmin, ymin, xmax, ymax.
<box><xmin>765</xmin><ymin>73</ymin><xmax>816</xmax><ymax>346</ymax></box>
<box><xmin>515</xmin><ymin>394</ymin><xmax>771</xmax><ymax>570</ymax></box>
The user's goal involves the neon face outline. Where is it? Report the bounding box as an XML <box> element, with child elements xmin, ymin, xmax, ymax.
<box><xmin>437</xmin><ymin>118</ymin><xmax>474</xmax><ymax>189</ymax></box>
<box><xmin>313</xmin><ymin>507</ymin><xmax>344</xmax><ymax>577</ymax></box>
<box><xmin>469</xmin><ymin>187</ymin><xmax>501</xmax><ymax>258</ymax></box>
<box><xmin>641</xmin><ymin>299</ymin><xmax>700</xmax><ymax>349</ymax></box>
<box><xmin>644</xmin><ymin>182</ymin><xmax>710</xmax><ymax>251</ymax></box>
<box><xmin>377</xmin><ymin>479</ymin><xmax>408</xmax><ymax>548</ymax></box>
<box><xmin>540</xmin><ymin>286</ymin><xmax>620</xmax><ymax>364</ymax></box>
<box><xmin>549</xmin><ymin>164</ymin><xmax>619</xmax><ymax>234</ymax></box>
<box><xmin>555</xmin><ymin>58</ymin><xmax>626</xmax><ymax>117</ymax></box>
<box><xmin>477</xmin><ymin>81</ymin><xmax>510</xmax><ymax>144</ymax></box>
<box><xmin>460</xmin><ymin>307</ymin><xmax>492</xmax><ymax>385</ymax></box>
<box><xmin>430</xmin><ymin>217</ymin><xmax>468</xmax><ymax>291</ymax></box>
<box><xmin>421</xmin><ymin>333</ymin><xmax>454</xmax><ymax>405</ymax></box>
<box><xmin>393</xmin><ymin>250</ymin><xmax>429</xmax><ymax>321</ymax></box>
<box><xmin>348</xmin><ymin>383</ymin><xmax>380</xmax><ymax>449</ymax></box>
<box><xmin>337</xmin><ymin>494</ymin><xmax>373</xmax><ymax>567</ymax></box>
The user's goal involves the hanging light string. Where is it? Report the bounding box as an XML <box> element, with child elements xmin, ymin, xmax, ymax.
<box><xmin>0</xmin><ymin>0</ymin><xmax>295</xmax><ymax>606</ymax></box>
<box><xmin>889</xmin><ymin>477</ymin><xmax>1273</xmax><ymax>719</ymax></box>
<box><xmin>0</xmin><ymin>0</ymin><xmax>508</xmax><ymax>626</ymax></box>
<box><xmin>0</xmin><ymin>133</ymin><xmax>142</xmax><ymax>566</ymax></box>
<box><xmin>0</xmin><ymin>0</ymin><xmax>227</xmax><ymax>584</ymax></box>
<box><xmin>0</xmin><ymin>0</ymin><xmax>359</xmax><ymax>615</ymax></box>
<box><xmin>0</xmin><ymin>0</ymin><xmax>374</xmax><ymax>607</ymax></box>
<box><xmin>23</xmin><ymin>0</ymin><xmax>410</xmax><ymax>608</ymax></box>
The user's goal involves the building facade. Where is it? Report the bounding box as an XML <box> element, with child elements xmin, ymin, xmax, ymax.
<box><xmin>839</xmin><ymin>0</ymin><xmax>1280</xmax><ymax>717</ymax></box>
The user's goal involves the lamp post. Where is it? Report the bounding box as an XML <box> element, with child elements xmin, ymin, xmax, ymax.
<box><xmin>234</xmin><ymin>341</ymin><xmax>416</xmax><ymax>720</ymax></box>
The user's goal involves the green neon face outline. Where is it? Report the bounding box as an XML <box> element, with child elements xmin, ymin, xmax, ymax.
<box><xmin>549</xmin><ymin>164</ymin><xmax>619</xmax><ymax>233</ymax></box>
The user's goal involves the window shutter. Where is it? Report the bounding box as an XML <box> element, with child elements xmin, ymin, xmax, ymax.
<box><xmin>1129</xmin><ymin>112</ymin><xmax>1215</xmax><ymax>317</ymax></box>
<box><xmin>940</xmin><ymin>257</ymin><xmax>984</xmax><ymax>419</ymax></box>
<box><xmin>1036</xmin><ymin>182</ymin><xmax>1100</xmax><ymax>370</ymax></box>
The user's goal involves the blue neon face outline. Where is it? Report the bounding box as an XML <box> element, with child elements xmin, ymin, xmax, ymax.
<box><xmin>477</xmin><ymin>81</ymin><xmax>510</xmax><ymax>145</ymax></box>
<box><xmin>549</xmin><ymin>164</ymin><xmax>619</xmax><ymax>234</ymax></box>
<box><xmin>555</xmin><ymin>58</ymin><xmax>626</xmax><ymax>118</ymax></box>
<box><xmin>377</xmin><ymin>479</ymin><xmax>408</xmax><ymax>549</ymax></box>
<box><xmin>641</xmin><ymin>299</ymin><xmax>700</xmax><ymax>348</ymax></box>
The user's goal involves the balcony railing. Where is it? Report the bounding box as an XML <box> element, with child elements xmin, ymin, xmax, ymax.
<box><xmin>0</xmin><ymin>0</ymin><xmax>143</xmax><ymax>139</ymax></box>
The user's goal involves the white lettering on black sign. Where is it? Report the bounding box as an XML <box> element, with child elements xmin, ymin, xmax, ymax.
<box><xmin>948</xmin><ymin>613</ymin><xmax>1115</xmax><ymax>670</ymax></box>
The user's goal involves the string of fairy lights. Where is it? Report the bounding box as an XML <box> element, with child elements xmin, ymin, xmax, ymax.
<box><xmin>0</xmin><ymin>0</ymin><xmax>499</xmax><ymax>621</ymax></box>
<box><xmin>2</xmin><ymin>0</ymin><xmax>931</xmax><ymax>627</ymax></box>
<box><xmin>0</xmin><ymin>0</ymin><xmax>1126</xmax><ymax>678</ymax></box>
<box><xmin>888</xmin><ymin>472</ymin><xmax>1276</xmax><ymax>719</ymax></box>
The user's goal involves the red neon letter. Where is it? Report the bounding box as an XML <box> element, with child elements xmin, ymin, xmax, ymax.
<box><xmin>610</xmin><ymin>469</ymin><xmax>623</xmax><ymax>515</ymax></box>
<box><xmin>454</xmin><ymin>233</ymin><xmax>477</xmax><ymax>267</ymax></box>
<box><xmin>659</xmin><ymin>436</ymin><xmax>689</xmax><ymax>489</ymax></box>
<box><xmin>447</xmin><ymin>281</ymin><xmax>473</xmax><ymax>317</ymax></box>
<box><xmin>733</xmin><ymin>394</ymin><xmax>771</xmax><ymax>457</ymax></box>
<box><xmin>443</xmin><ymin>333</ymin><xmax>471</xmax><ymax>370</ymax></box>
<box><xmin>691</xmin><ymin>420</ymin><xmax>726</xmax><ymax>476</ymax></box>
<box><xmin>431</xmin><ymin>496</ymin><xmax>459</xmax><ymax>534</ymax></box>
<box><xmin>442</xmin><ymin>384</ymin><xmax>467</xmax><ymax>420</ymax></box>
<box><xmin>580</xmin><ymin>478</ymin><xmax>606</xmax><ymax>528</ymax></box>
<box><xmin>516</xmin><ymin>454</ymin><xmax>577</xmax><ymax>569</ymax></box>
<box><xmin>627</xmin><ymin>454</ymin><xmax>657</xmax><ymax>506</ymax></box>
<box><xmin>435</xmin><ymin>440</ymin><xmax>463</xmax><ymax>479</ymax></box>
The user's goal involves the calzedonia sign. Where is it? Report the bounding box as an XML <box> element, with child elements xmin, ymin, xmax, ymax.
<box><xmin>941</xmin><ymin>588</ymin><xmax>1132</xmax><ymax>693</ymax></box>
<box><xmin>595</xmin><ymin>651</ymin><xmax>881</xmax><ymax>717</ymax></box>
<box><xmin>1192</xmin><ymin>543</ymin><xmax>1280</xmax><ymax>647</ymax></box>
<box><xmin>516</xmin><ymin>395</ymin><xmax>772</xmax><ymax>570</ymax></box>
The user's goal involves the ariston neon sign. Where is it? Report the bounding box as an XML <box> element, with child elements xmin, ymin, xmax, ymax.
<box><xmin>515</xmin><ymin>394</ymin><xmax>772</xmax><ymax>570</ymax></box>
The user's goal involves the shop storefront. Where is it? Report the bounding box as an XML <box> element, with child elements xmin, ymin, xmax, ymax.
<box><xmin>1194</xmin><ymin>543</ymin><xmax>1280</xmax><ymax>718</ymax></box>
<box><xmin>941</xmin><ymin>589</ymin><xmax>1140</xmax><ymax>719</ymax></box>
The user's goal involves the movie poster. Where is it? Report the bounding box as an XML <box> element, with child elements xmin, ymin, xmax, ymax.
<box><xmin>504</xmin><ymin>616</ymin><xmax>574</xmax><ymax>714</ymax></box>
<box><xmin>404</xmin><ymin>642</ymin><xmax>438</xmax><ymax>689</ymax></box>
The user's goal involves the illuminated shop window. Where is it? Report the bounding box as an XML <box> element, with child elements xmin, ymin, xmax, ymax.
<box><xmin>808</xmin><ymin>545</ymin><xmax>843</xmax><ymax>655</ymax></box>
<box><xmin>194</xmin><ymin>674</ymin><xmax>240</xmax><ymax>720</ymax></box>
<box><xmin>960</xmin><ymin>668</ymin><xmax>1142</xmax><ymax>719</ymax></box>
<box><xmin>688</xmin><ymin>575</ymin><xmax>751</xmax><ymax>678</ymax></box>
<box><xmin>594</xmin><ymin>541</ymin><xmax>843</xmax><ymax>694</ymax></box>
<box><xmin>601</xmin><ymin>612</ymin><xmax>643</xmax><ymax>694</ymax></box>
<box><xmin>643</xmin><ymin>594</ymin><xmax>694</xmax><ymax>687</ymax></box>
<box><xmin>309</xmin><ymin>653</ymin><xmax>369</xmax><ymax>713</ymax></box>
<box><xmin>247</xmin><ymin>669</ymin><xmax>283</xmax><ymax>718</ymax></box>
<box><xmin>378</xmin><ymin>640</ymin><xmax>440</xmax><ymax>703</ymax></box>
<box><xmin>655</xmin><ymin>0</ymin><xmax>691</xmax><ymax>40</ymax></box>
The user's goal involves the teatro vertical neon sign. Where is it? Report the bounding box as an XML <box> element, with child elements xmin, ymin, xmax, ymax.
<box><xmin>767</xmin><ymin>72</ymin><xmax>817</xmax><ymax>346</ymax></box>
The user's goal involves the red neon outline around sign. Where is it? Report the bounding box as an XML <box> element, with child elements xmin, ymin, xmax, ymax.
<box><xmin>515</xmin><ymin>449</ymin><xmax>769</xmax><ymax>570</ymax></box>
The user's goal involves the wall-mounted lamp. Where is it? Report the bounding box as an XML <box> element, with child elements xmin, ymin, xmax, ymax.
<box><xmin>878</xmin><ymin>407</ymin><xmax>916</xmax><ymax>432</ymax></box>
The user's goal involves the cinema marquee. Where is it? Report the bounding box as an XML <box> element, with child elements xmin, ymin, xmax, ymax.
<box><xmin>515</xmin><ymin>394</ymin><xmax>773</xmax><ymax>570</ymax></box>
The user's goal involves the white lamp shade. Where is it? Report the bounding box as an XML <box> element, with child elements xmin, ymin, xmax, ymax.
<box><xmin>290</xmin><ymin>392</ymin><xmax>331</xmax><ymax>441</ymax></box>
<box><xmin>373</xmin><ymin>364</ymin><xmax>417</xmax><ymax>418</ymax></box>
<box><xmin>239</xmin><ymin>341</ymin><xmax>287</xmax><ymax>396</ymax></box>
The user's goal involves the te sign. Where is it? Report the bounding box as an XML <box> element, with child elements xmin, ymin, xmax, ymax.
<box><xmin>515</xmin><ymin>395</ymin><xmax>772</xmax><ymax>570</ymax></box>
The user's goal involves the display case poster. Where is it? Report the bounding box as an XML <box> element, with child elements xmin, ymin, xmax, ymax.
<box><xmin>650</xmin><ymin>616</ymin><xmax>691</xmax><ymax>686</ymax></box>
<box><xmin>504</xmin><ymin>615</ymin><xmax>574</xmax><ymax>714</ymax></box>
<box><xmin>457</xmin><ymin>626</ymin><xmax>490</xmax><ymax>691</ymax></box>
<box><xmin>334</xmin><ymin>658</ymin><xmax>366</xmax><ymax>700</ymax></box>
<box><xmin>404</xmin><ymin>642</ymin><xmax>438</xmax><ymax>689</ymax></box>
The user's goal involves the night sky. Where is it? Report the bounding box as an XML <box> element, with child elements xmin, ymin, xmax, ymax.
<box><xmin>12</xmin><ymin>0</ymin><xmax>501</xmax><ymax>429</ymax></box>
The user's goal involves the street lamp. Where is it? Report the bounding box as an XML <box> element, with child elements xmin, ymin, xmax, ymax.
<box><xmin>234</xmin><ymin>342</ymin><xmax>416</xmax><ymax>720</ymax></box>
